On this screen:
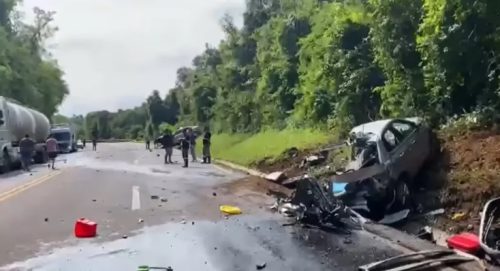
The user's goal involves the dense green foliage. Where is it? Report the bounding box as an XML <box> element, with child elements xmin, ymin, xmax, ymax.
<box><xmin>0</xmin><ymin>1</ymin><xmax>68</xmax><ymax>117</ymax></box>
<box><xmin>165</xmin><ymin>0</ymin><xmax>500</xmax><ymax>135</ymax></box>
<box><xmin>82</xmin><ymin>89</ymin><xmax>180</xmax><ymax>139</ymax></box>
<box><xmin>85</xmin><ymin>0</ymin><xmax>500</xmax><ymax>139</ymax></box>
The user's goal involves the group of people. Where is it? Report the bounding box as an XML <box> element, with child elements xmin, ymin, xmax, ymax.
<box><xmin>154</xmin><ymin>127</ymin><xmax>211</xmax><ymax>168</ymax></box>
<box><xmin>18</xmin><ymin>134</ymin><xmax>59</xmax><ymax>172</ymax></box>
<box><xmin>82</xmin><ymin>138</ymin><xmax>98</xmax><ymax>151</ymax></box>
<box><xmin>18</xmin><ymin>134</ymin><xmax>99</xmax><ymax>172</ymax></box>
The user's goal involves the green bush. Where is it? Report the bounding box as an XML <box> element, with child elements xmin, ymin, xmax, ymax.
<box><xmin>201</xmin><ymin>129</ymin><xmax>332</xmax><ymax>166</ymax></box>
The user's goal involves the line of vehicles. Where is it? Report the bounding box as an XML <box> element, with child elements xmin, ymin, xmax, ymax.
<box><xmin>0</xmin><ymin>96</ymin><xmax>78</xmax><ymax>173</ymax></box>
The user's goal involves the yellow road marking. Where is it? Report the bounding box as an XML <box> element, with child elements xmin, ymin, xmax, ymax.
<box><xmin>0</xmin><ymin>171</ymin><xmax>63</xmax><ymax>202</ymax></box>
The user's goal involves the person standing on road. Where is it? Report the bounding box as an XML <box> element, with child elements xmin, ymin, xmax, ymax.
<box><xmin>19</xmin><ymin>134</ymin><xmax>35</xmax><ymax>172</ymax></box>
<box><xmin>202</xmin><ymin>128</ymin><xmax>211</xmax><ymax>164</ymax></box>
<box><xmin>145</xmin><ymin>138</ymin><xmax>151</xmax><ymax>151</ymax></box>
<box><xmin>92</xmin><ymin>138</ymin><xmax>97</xmax><ymax>151</ymax></box>
<box><xmin>82</xmin><ymin>138</ymin><xmax>86</xmax><ymax>149</ymax></box>
<box><xmin>159</xmin><ymin>130</ymin><xmax>174</xmax><ymax>164</ymax></box>
<box><xmin>46</xmin><ymin>135</ymin><xmax>58</xmax><ymax>170</ymax></box>
<box><xmin>179</xmin><ymin>128</ymin><xmax>190</xmax><ymax>168</ymax></box>
<box><xmin>188</xmin><ymin>128</ymin><xmax>197</xmax><ymax>162</ymax></box>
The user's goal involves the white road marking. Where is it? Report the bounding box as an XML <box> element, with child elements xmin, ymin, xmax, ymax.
<box><xmin>131</xmin><ymin>186</ymin><xmax>141</xmax><ymax>210</ymax></box>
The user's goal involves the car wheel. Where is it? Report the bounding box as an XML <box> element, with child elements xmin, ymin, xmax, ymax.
<box><xmin>0</xmin><ymin>150</ymin><xmax>11</xmax><ymax>174</ymax></box>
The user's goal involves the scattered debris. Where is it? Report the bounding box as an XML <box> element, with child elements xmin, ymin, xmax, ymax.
<box><xmin>212</xmin><ymin>192</ymin><xmax>217</xmax><ymax>197</ymax></box>
<box><xmin>269</xmin><ymin>202</ymin><xmax>279</xmax><ymax>211</ymax></box>
<box><xmin>44</xmin><ymin>217</ymin><xmax>49</xmax><ymax>222</ymax></box>
<box><xmin>74</xmin><ymin>218</ymin><xmax>97</xmax><ymax>238</ymax></box>
<box><xmin>343</xmin><ymin>238</ymin><xmax>352</xmax><ymax>244</ymax></box>
<box><xmin>425</xmin><ymin>208</ymin><xmax>445</xmax><ymax>216</ymax></box>
<box><xmin>220</xmin><ymin>205</ymin><xmax>242</xmax><ymax>215</ymax></box>
<box><xmin>282</xmin><ymin>177</ymin><xmax>360</xmax><ymax>230</ymax></box>
<box><xmin>256</xmin><ymin>262</ymin><xmax>267</xmax><ymax>270</ymax></box>
<box><xmin>138</xmin><ymin>218</ymin><xmax>144</xmax><ymax>223</ymax></box>
<box><xmin>265</xmin><ymin>171</ymin><xmax>286</xmax><ymax>182</ymax></box>
<box><xmin>416</xmin><ymin>226</ymin><xmax>434</xmax><ymax>242</ymax></box>
<box><xmin>92</xmin><ymin>199</ymin><xmax>97</xmax><ymax>202</ymax></box>
<box><xmin>285</xmin><ymin>147</ymin><xmax>299</xmax><ymax>158</ymax></box>
<box><xmin>452</xmin><ymin>212</ymin><xmax>467</xmax><ymax>221</ymax></box>
<box><xmin>160</xmin><ymin>198</ymin><xmax>168</xmax><ymax>203</ymax></box>
<box><xmin>180</xmin><ymin>220</ymin><xmax>187</xmax><ymax>224</ymax></box>
<box><xmin>300</xmin><ymin>155</ymin><xmax>326</xmax><ymax>168</ymax></box>
<box><xmin>378</xmin><ymin>209</ymin><xmax>410</xmax><ymax>225</ymax></box>
<box><xmin>192</xmin><ymin>221</ymin><xmax>195</xmax><ymax>225</ymax></box>
<box><xmin>122</xmin><ymin>235</ymin><xmax>128</xmax><ymax>239</ymax></box>
<box><xmin>150</xmin><ymin>195</ymin><xmax>159</xmax><ymax>200</ymax></box>
<box><xmin>281</xmin><ymin>175</ymin><xmax>304</xmax><ymax>189</ymax></box>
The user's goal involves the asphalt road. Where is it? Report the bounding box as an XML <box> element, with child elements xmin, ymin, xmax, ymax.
<box><xmin>0</xmin><ymin>143</ymin><xmax>406</xmax><ymax>270</ymax></box>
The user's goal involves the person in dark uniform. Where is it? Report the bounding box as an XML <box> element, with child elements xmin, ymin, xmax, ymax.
<box><xmin>159</xmin><ymin>130</ymin><xmax>174</xmax><ymax>164</ymax></box>
<box><xmin>145</xmin><ymin>138</ymin><xmax>151</xmax><ymax>151</ymax></box>
<box><xmin>202</xmin><ymin>128</ymin><xmax>211</xmax><ymax>164</ymax></box>
<box><xmin>178</xmin><ymin>128</ymin><xmax>190</xmax><ymax>168</ymax></box>
<box><xmin>82</xmin><ymin>139</ymin><xmax>86</xmax><ymax>149</ymax></box>
<box><xmin>92</xmin><ymin>138</ymin><xmax>97</xmax><ymax>151</ymax></box>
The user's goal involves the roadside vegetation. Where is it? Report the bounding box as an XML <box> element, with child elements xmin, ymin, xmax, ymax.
<box><xmin>75</xmin><ymin>0</ymin><xmax>499</xmax><ymax>143</ymax></box>
<box><xmin>198</xmin><ymin>129</ymin><xmax>330</xmax><ymax>166</ymax></box>
<box><xmin>0</xmin><ymin>1</ymin><xmax>68</xmax><ymax>118</ymax></box>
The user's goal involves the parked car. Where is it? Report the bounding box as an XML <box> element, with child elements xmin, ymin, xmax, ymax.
<box><xmin>332</xmin><ymin>117</ymin><xmax>436</xmax><ymax>221</ymax></box>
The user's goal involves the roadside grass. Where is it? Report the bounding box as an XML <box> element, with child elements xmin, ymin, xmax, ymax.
<box><xmin>198</xmin><ymin>129</ymin><xmax>331</xmax><ymax>166</ymax></box>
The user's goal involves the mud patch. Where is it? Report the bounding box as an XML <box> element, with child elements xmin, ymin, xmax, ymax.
<box><xmin>436</xmin><ymin>130</ymin><xmax>500</xmax><ymax>233</ymax></box>
<box><xmin>220</xmin><ymin>176</ymin><xmax>293</xmax><ymax>200</ymax></box>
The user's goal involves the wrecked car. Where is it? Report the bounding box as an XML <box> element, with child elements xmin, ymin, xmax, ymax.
<box><xmin>331</xmin><ymin>117</ymin><xmax>435</xmax><ymax>221</ymax></box>
<box><xmin>480</xmin><ymin>197</ymin><xmax>500</xmax><ymax>265</ymax></box>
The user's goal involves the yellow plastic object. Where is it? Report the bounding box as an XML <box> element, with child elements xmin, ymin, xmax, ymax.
<box><xmin>220</xmin><ymin>205</ymin><xmax>242</xmax><ymax>215</ymax></box>
<box><xmin>452</xmin><ymin>212</ymin><xmax>466</xmax><ymax>221</ymax></box>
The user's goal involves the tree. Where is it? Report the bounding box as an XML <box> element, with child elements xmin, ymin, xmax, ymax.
<box><xmin>146</xmin><ymin>90</ymin><xmax>169</xmax><ymax>127</ymax></box>
<box><xmin>0</xmin><ymin>3</ymin><xmax>67</xmax><ymax>119</ymax></box>
<box><xmin>105</xmin><ymin>0</ymin><xmax>500</xmax><ymax>135</ymax></box>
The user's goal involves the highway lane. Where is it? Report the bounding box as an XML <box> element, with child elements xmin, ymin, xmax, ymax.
<box><xmin>0</xmin><ymin>143</ymin><xmax>406</xmax><ymax>270</ymax></box>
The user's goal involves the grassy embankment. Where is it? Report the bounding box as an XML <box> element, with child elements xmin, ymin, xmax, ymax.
<box><xmin>197</xmin><ymin>129</ymin><xmax>332</xmax><ymax>167</ymax></box>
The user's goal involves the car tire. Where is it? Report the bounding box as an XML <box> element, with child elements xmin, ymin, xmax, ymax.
<box><xmin>386</xmin><ymin>175</ymin><xmax>412</xmax><ymax>214</ymax></box>
<box><xmin>0</xmin><ymin>150</ymin><xmax>12</xmax><ymax>174</ymax></box>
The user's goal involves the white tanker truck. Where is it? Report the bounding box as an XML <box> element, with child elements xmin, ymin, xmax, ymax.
<box><xmin>0</xmin><ymin>96</ymin><xmax>50</xmax><ymax>173</ymax></box>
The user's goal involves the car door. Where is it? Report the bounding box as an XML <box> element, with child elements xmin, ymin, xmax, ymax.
<box><xmin>389</xmin><ymin>120</ymin><xmax>420</xmax><ymax>178</ymax></box>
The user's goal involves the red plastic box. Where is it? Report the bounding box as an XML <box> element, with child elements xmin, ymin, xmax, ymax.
<box><xmin>446</xmin><ymin>232</ymin><xmax>480</xmax><ymax>254</ymax></box>
<box><xmin>74</xmin><ymin>218</ymin><xmax>97</xmax><ymax>238</ymax></box>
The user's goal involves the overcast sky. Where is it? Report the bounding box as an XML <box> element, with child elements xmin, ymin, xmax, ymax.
<box><xmin>20</xmin><ymin>0</ymin><xmax>245</xmax><ymax>116</ymax></box>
